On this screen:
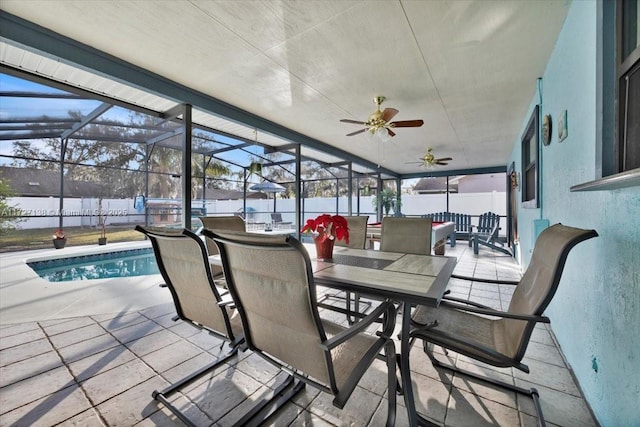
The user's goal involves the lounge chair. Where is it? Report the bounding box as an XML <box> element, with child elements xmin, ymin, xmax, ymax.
<box><xmin>270</xmin><ymin>212</ymin><xmax>292</xmax><ymax>229</ymax></box>
<box><xmin>409</xmin><ymin>224</ymin><xmax>598</xmax><ymax>426</ymax></box>
<box><xmin>205</xmin><ymin>229</ymin><xmax>398</xmax><ymax>426</ymax></box>
<box><xmin>134</xmin><ymin>226</ymin><xmax>243</xmax><ymax>426</ymax></box>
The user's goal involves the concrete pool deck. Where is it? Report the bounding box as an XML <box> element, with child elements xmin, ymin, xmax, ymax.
<box><xmin>0</xmin><ymin>241</ymin><xmax>172</xmax><ymax>325</ymax></box>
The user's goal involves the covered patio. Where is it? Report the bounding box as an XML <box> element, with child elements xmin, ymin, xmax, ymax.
<box><xmin>0</xmin><ymin>242</ymin><xmax>598</xmax><ymax>426</ymax></box>
<box><xmin>0</xmin><ymin>2</ymin><xmax>638</xmax><ymax>426</ymax></box>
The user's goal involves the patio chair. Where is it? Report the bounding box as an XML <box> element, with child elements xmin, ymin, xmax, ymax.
<box><xmin>134</xmin><ymin>226</ymin><xmax>244</xmax><ymax>427</ymax></box>
<box><xmin>200</xmin><ymin>215</ymin><xmax>246</xmax><ymax>278</ymax></box>
<box><xmin>323</xmin><ymin>215</ymin><xmax>372</xmax><ymax>323</ymax></box>
<box><xmin>469</xmin><ymin>211</ymin><xmax>511</xmax><ymax>255</ymax></box>
<box><xmin>409</xmin><ymin>224</ymin><xmax>598</xmax><ymax>427</ymax></box>
<box><xmin>449</xmin><ymin>212</ymin><xmax>473</xmax><ymax>246</ymax></box>
<box><xmin>205</xmin><ymin>229</ymin><xmax>398</xmax><ymax>426</ymax></box>
<box><xmin>270</xmin><ymin>212</ymin><xmax>292</xmax><ymax>229</ymax></box>
<box><xmin>380</xmin><ymin>216</ymin><xmax>432</xmax><ymax>255</ymax></box>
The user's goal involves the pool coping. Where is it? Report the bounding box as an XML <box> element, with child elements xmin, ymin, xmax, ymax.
<box><xmin>0</xmin><ymin>241</ymin><xmax>172</xmax><ymax>326</ymax></box>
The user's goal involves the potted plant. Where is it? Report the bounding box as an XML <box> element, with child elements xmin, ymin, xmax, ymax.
<box><xmin>97</xmin><ymin>198</ymin><xmax>108</xmax><ymax>245</ymax></box>
<box><xmin>301</xmin><ymin>214</ymin><xmax>349</xmax><ymax>260</ymax></box>
<box><xmin>52</xmin><ymin>229</ymin><xmax>66</xmax><ymax>249</ymax></box>
<box><xmin>375</xmin><ymin>188</ymin><xmax>402</xmax><ymax>216</ymax></box>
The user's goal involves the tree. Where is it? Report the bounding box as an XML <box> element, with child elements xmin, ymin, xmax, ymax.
<box><xmin>0</xmin><ymin>174</ymin><xmax>23</xmax><ymax>234</ymax></box>
<box><xmin>11</xmin><ymin>111</ymin><xmax>232</xmax><ymax>200</ymax></box>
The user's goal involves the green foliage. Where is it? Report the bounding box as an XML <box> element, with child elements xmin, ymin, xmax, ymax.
<box><xmin>0</xmin><ymin>175</ymin><xmax>23</xmax><ymax>234</ymax></box>
<box><xmin>374</xmin><ymin>188</ymin><xmax>402</xmax><ymax>216</ymax></box>
<box><xmin>10</xmin><ymin>111</ymin><xmax>233</xmax><ymax>199</ymax></box>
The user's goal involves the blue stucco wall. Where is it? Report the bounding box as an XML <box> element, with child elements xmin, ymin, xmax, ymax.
<box><xmin>508</xmin><ymin>2</ymin><xmax>640</xmax><ymax>426</ymax></box>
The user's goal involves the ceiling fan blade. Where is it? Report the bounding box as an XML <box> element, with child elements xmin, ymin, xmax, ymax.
<box><xmin>387</xmin><ymin>128</ymin><xmax>396</xmax><ymax>137</ymax></box>
<box><xmin>435</xmin><ymin>161</ymin><xmax>449</xmax><ymax>165</ymax></box>
<box><xmin>346</xmin><ymin>128</ymin><xmax>367</xmax><ymax>136</ymax></box>
<box><xmin>390</xmin><ymin>120</ymin><xmax>424</xmax><ymax>128</ymax></box>
<box><xmin>436</xmin><ymin>157</ymin><xmax>453</xmax><ymax>162</ymax></box>
<box><xmin>340</xmin><ymin>119</ymin><xmax>366</xmax><ymax>125</ymax></box>
<box><xmin>381</xmin><ymin>108</ymin><xmax>399</xmax><ymax>122</ymax></box>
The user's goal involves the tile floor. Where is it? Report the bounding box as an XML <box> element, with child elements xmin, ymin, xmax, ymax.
<box><xmin>0</xmin><ymin>243</ymin><xmax>599</xmax><ymax>426</ymax></box>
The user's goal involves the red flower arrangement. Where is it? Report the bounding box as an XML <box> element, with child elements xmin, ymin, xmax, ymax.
<box><xmin>301</xmin><ymin>214</ymin><xmax>349</xmax><ymax>244</ymax></box>
<box><xmin>52</xmin><ymin>229</ymin><xmax>66</xmax><ymax>240</ymax></box>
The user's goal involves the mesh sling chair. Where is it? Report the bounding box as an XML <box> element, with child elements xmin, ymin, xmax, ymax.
<box><xmin>199</xmin><ymin>215</ymin><xmax>246</xmax><ymax>278</ymax></box>
<box><xmin>320</xmin><ymin>215</ymin><xmax>372</xmax><ymax>323</ymax></box>
<box><xmin>135</xmin><ymin>226</ymin><xmax>244</xmax><ymax>427</ymax></box>
<box><xmin>381</xmin><ymin>216</ymin><xmax>433</xmax><ymax>255</ymax></box>
<box><xmin>204</xmin><ymin>229</ymin><xmax>398</xmax><ymax>426</ymax></box>
<box><xmin>408</xmin><ymin>224</ymin><xmax>598</xmax><ymax>427</ymax></box>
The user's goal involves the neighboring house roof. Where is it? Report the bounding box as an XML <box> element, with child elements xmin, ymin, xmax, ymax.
<box><xmin>413</xmin><ymin>177</ymin><xmax>458</xmax><ymax>194</ymax></box>
<box><xmin>414</xmin><ymin>174</ymin><xmax>506</xmax><ymax>194</ymax></box>
<box><xmin>0</xmin><ymin>166</ymin><xmax>108</xmax><ymax>197</ymax></box>
<box><xmin>1</xmin><ymin>166</ymin><xmax>271</xmax><ymax>200</ymax></box>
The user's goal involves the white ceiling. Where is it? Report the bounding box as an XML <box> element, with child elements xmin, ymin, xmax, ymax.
<box><xmin>0</xmin><ymin>0</ymin><xmax>570</xmax><ymax>176</ymax></box>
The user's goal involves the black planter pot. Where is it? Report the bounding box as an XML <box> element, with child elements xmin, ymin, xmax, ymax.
<box><xmin>52</xmin><ymin>238</ymin><xmax>67</xmax><ymax>249</ymax></box>
<box><xmin>98</xmin><ymin>237</ymin><xmax>107</xmax><ymax>246</ymax></box>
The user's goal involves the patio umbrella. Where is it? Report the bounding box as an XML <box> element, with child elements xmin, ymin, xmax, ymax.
<box><xmin>249</xmin><ymin>181</ymin><xmax>286</xmax><ymax>193</ymax></box>
<box><xmin>249</xmin><ymin>181</ymin><xmax>286</xmax><ymax>212</ymax></box>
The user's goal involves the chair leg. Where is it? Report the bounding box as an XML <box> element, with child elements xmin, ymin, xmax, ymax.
<box><xmin>317</xmin><ymin>291</ymin><xmax>372</xmax><ymax>324</ymax></box>
<box><xmin>385</xmin><ymin>340</ymin><xmax>397</xmax><ymax>427</ymax></box>
<box><xmin>152</xmin><ymin>345</ymin><xmax>239</xmax><ymax>427</ymax></box>
<box><xmin>232</xmin><ymin>374</ymin><xmax>305</xmax><ymax>427</ymax></box>
<box><xmin>424</xmin><ymin>345</ymin><xmax>547</xmax><ymax>427</ymax></box>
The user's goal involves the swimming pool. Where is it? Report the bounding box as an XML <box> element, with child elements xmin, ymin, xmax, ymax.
<box><xmin>28</xmin><ymin>248</ymin><xmax>159</xmax><ymax>282</ymax></box>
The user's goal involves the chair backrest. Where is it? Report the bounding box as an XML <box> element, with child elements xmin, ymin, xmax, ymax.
<box><xmin>135</xmin><ymin>226</ymin><xmax>239</xmax><ymax>341</ymax></box>
<box><xmin>504</xmin><ymin>224</ymin><xmax>598</xmax><ymax>360</ymax></box>
<box><xmin>476</xmin><ymin>212</ymin><xmax>500</xmax><ymax>236</ymax></box>
<box><xmin>380</xmin><ymin>217</ymin><xmax>432</xmax><ymax>255</ymax></box>
<box><xmin>451</xmin><ymin>212</ymin><xmax>472</xmax><ymax>232</ymax></box>
<box><xmin>200</xmin><ymin>215</ymin><xmax>246</xmax><ymax>275</ymax></box>
<box><xmin>270</xmin><ymin>213</ymin><xmax>283</xmax><ymax>223</ymax></box>
<box><xmin>206</xmin><ymin>230</ymin><xmax>336</xmax><ymax>387</ymax></box>
<box><xmin>423</xmin><ymin>212</ymin><xmax>450</xmax><ymax>223</ymax></box>
<box><xmin>335</xmin><ymin>215</ymin><xmax>369</xmax><ymax>249</ymax></box>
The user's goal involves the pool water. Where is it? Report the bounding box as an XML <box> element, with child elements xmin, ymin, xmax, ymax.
<box><xmin>28</xmin><ymin>248</ymin><xmax>159</xmax><ymax>282</ymax></box>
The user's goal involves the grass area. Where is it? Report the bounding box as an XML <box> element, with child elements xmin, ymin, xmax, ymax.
<box><xmin>0</xmin><ymin>225</ymin><xmax>147</xmax><ymax>253</ymax></box>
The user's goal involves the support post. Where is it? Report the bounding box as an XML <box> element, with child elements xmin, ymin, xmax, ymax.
<box><xmin>181</xmin><ymin>104</ymin><xmax>193</xmax><ymax>229</ymax></box>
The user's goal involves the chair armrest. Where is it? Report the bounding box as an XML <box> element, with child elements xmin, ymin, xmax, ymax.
<box><xmin>439</xmin><ymin>299</ymin><xmax>550</xmax><ymax>323</ymax></box>
<box><xmin>410</xmin><ymin>327</ymin><xmax>521</xmax><ymax>368</ymax></box>
<box><xmin>450</xmin><ymin>274</ymin><xmax>519</xmax><ymax>285</ymax></box>
<box><xmin>321</xmin><ymin>300</ymin><xmax>397</xmax><ymax>350</ymax></box>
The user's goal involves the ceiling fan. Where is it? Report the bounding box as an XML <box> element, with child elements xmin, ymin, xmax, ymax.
<box><xmin>407</xmin><ymin>148</ymin><xmax>452</xmax><ymax>167</ymax></box>
<box><xmin>340</xmin><ymin>96</ymin><xmax>424</xmax><ymax>141</ymax></box>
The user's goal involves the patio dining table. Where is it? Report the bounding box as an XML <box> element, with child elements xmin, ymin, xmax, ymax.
<box><xmin>312</xmin><ymin>246</ymin><xmax>456</xmax><ymax>427</ymax></box>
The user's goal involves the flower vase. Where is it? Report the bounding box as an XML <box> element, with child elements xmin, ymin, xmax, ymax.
<box><xmin>314</xmin><ymin>235</ymin><xmax>335</xmax><ymax>260</ymax></box>
<box><xmin>52</xmin><ymin>238</ymin><xmax>67</xmax><ymax>249</ymax></box>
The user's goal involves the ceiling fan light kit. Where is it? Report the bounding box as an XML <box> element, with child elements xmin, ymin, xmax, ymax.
<box><xmin>406</xmin><ymin>147</ymin><xmax>453</xmax><ymax>168</ymax></box>
<box><xmin>340</xmin><ymin>96</ymin><xmax>424</xmax><ymax>141</ymax></box>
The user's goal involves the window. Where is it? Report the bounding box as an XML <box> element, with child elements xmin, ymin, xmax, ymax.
<box><xmin>617</xmin><ymin>0</ymin><xmax>640</xmax><ymax>172</ymax></box>
<box><xmin>521</xmin><ymin>105</ymin><xmax>539</xmax><ymax>208</ymax></box>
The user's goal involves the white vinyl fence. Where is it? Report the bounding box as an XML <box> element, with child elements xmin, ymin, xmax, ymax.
<box><xmin>7</xmin><ymin>192</ymin><xmax>506</xmax><ymax>231</ymax></box>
